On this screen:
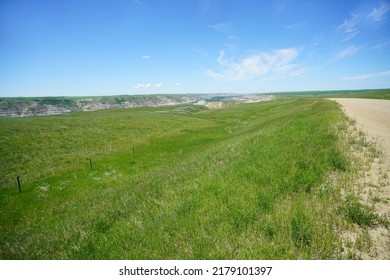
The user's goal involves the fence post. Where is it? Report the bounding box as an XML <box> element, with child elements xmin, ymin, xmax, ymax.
<box><xmin>16</xmin><ymin>176</ymin><xmax>21</xmax><ymax>193</ymax></box>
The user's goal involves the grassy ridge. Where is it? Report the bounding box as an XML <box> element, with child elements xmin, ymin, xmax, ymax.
<box><xmin>0</xmin><ymin>99</ymin><xmax>350</xmax><ymax>259</ymax></box>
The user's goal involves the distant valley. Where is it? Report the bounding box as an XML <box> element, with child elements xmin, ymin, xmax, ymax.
<box><xmin>0</xmin><ymin>94</ymin><xmax>274</xmax><ymax>117</ymax></box>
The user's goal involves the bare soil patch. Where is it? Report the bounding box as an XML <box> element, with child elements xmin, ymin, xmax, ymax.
<box><xmin>330</xmin><ymin>98</ymin><xmax>390</xmax><ymax>163</ymax></box>
<box><xmin>330</xmin><ymin>98</ymin><xmax>390</xmax><ymax>259</ymax></box>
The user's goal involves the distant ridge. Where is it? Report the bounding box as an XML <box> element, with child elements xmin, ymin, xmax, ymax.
<box><xmin>0</xmin><ymin>94</ymin><xmax>200</xmax><ymax>117</ymax></box>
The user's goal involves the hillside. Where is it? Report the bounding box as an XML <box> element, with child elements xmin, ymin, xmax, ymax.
<box><xmin>2</xmin><ymin>98</ymin><xmax>381</xmax><ymax>259</ymax></box>
<box><xmin>0</xmin><ymin>94</ymin><xmax>277</xmax><ymax>117</ymax></box>
<box><xmin>0</xmin><ymin>95</ymin><xmax>199</xmax><ymax>117</ymax></box>
<box><xmin>1</xmin><ymin>89</ymin><xmax>387</xmax><ymax>117</ymax></box>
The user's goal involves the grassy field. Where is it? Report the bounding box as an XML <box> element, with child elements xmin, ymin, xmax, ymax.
<box><xmin>273</xmin><ymin>88</ymin><xmax>390</xmax><ymax>100</ymax></box>
<box><xmin>0</xmin><ymin>98</ymin><xmax>362</xmax><ymax>259</ymax></box>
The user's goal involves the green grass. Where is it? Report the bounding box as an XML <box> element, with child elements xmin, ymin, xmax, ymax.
<box><xmin>333</xmin><ymin>89</ymin><xmax>390</xmax><ymax>100</ymax></box>
<box><xmin>0</xmin><ymin>98</ymin><xmax>351</xmax><ymax>259</ymax></box>
<box><xmin>343</xmin><ymin>195</ymin><xmax>389</xmax><ymax>228</ymax></box>
<box><xmin>273</xmin><ymin>88</ymin><xmax>390</xmax><ymax>100</ymax></box>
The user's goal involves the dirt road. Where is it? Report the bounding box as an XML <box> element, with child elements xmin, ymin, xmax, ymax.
<box><xmin>331</xmin><ymin>98</ymin><xmax>390</xmax><ymax>159</ymax></box>
<box><xmin>330</xmin><ymin>98</ymin><xmax>390</xmax><ymax>259</ymax></box>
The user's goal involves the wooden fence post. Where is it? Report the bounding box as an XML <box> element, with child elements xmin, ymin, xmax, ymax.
<box><xmin>16</xmin><ymin>176</ymin><xmax>21</xmax><ymax>193</ymax></box>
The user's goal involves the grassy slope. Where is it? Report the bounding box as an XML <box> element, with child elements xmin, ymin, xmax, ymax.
<box><xmin>0</xmin><ymin>99</ymin><xmax>350</xmax><ymax>259</ymax></box>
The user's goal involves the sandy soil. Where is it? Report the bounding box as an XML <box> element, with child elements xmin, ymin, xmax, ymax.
<box><xmin>330</xmin><ymin>98</ymin><xmax>390</xmax><ymax>259</ymax></box>
<box><xmin>331</xmin><ymin>98</ymin><xmax>390</xmax><ymax>163</ymax></box>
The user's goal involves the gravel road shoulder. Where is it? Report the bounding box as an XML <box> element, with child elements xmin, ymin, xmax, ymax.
<box><xmin>330</xmin><ymin>98</ymin><xmax>390</xmax><ymax>259</ymax></box>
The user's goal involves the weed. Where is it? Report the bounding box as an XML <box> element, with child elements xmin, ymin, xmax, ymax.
<box><xmin>343</xmin><ymin>196</ymin><xmax>384</xmax><ymax>227</ymax></box>
<box><xmin>291</xmin><ymin>205</ymin><xmax>313</xmax><ymax>248</ymax></box>
<box><xmin>330</xmin><ymin>149</ymin><xmax>349</xmax><ymax>172</ymax></box>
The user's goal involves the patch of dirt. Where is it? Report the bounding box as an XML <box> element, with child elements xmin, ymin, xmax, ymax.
<box><xmin>204</xmin><ymin>101</ymin><xmax>234</xmax><ymax>109</ymax></box>
<box><xmin>330</xmin><ymin>98</ymin><xmax>390</xmax><ymax>259</ymax></box>
<box><xmin>330</xmin><ymin>98</ymin><xmax>390</xmax><ymax>164</ymax></box>
<box><xmin>204</xmin><ymin>95</ymin><xmax>275</xmax><ymax>109</ymax></box>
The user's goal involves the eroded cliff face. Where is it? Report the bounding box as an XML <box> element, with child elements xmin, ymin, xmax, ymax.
<box><xmin>0</xmin><ymin>95</ymin><xmax>198</xmax><ymax>117</ymax></box>
<box><xmin>204</xmin><ymin>95</ymin><xmax>275</xmax><ymax>109</ymax></box>
<box><xmin>0</xmin><ymin>100</ymin><xmax>75</xmax><ymax>117</ymax></box>
<box><xmin>0</xmin><ymin>94</ymin><xmax>275</xmax><ymax>117</ymax></box>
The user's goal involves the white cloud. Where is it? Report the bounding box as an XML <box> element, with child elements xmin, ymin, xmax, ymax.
<box><xmin>133</xmin><ymin>83</ymin><xmax>151</xmax><ymax>89</ymax></box>
<box><xmin>175</xmin><ymin>82</ymin><xmax>180</xmax><ymax>86</ymax></box>
<box><xmin>142</xmin><ymin>55</ymin><xmax>150</xmax><ymax>59</ymax></box>
<box><xmin>333</xmin><ymin>45</ymin><xmax>361</xmax><ymax>60</ymax></box>
<box><xmin>338</xmin><ymin>13</ymin><xmax>361</xmax><ymax>41</ymax></box>
<box><xmin>337</xmin><ymin>2</ymin><xmax>389</xmax><ymax>41</ymax></box>
<box><xmin>209</xmin><ymin>22</ymin><xmax>231</xmax><ymax>32</ymax></box>
<box><xmin>342</xmin><ymin>70</ymin><xmax>390</xmax><ymax>80</ymax></box>
<box><xmin>133</xmin><ymin>82</ymin><xmax>163</xmax><ymax>89</ymax></box>
<box><xmin>368</xmin><ymin>1</ymin><xmax>390</xmax><ymax>22</ymax></box>
<box><xmin>206</xmin><ymin>48</ymin><xmax>303</xmax><ymax>81</ymax></box>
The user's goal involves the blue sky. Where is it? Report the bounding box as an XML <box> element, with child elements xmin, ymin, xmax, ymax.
<box><xmin>1</xmin><ymin>0</ymin><xmax>389</xmax><ymax>97</ymax></box>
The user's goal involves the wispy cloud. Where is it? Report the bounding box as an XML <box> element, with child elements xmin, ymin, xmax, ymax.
<box><xmin>338</xmin><ymin>2</ymin><xmax>390</xmax><ymax>41</ymax></box>
<box><xmin>338</xmin><ymin>13</ymin><xmax>361</xmax><ymax>41</ymax></box>
<box><xmin>368</xmin><ymin>1</ymin><xmax>390</xmax><ymax>22</ymax></box>
<box><xmin>273</xmin><ymin>1</ymin><xmax>292</xmax><ymax>14</ymax></box>
<box><xmin>193</xmin><ymin>47</ymin><xmax>209</xmax><ymax>58</ymax></box>
<box><xmin>342</xmin><ymin>70</ymin><xmax>390</xmax><ymax>80</ymax></box>
<box><xmin>206</xmin><ymin>48</ymin><xmax>303</xmax><ymax>81</ymax></box>
<box><xmin>227</xmin><ymin>35</ymin><xmax>239</xmax><ymax>40</ymax></box>
<box><xmin>311</xmin><ymin>33</ymin><xmax>324</xmax><ymax>47</ymax></box>
<box><xmin>375</xmin><ymin>39</ymin><xmax>390</xmax><ymax>48</ymax></box>
<box><xmin>333</xmin><ymin>45</ymin><xmax>361</xmax><ymax>60</ymax></box>
<box><xmin>198</xmin><ymin>0</ymin><xmax>217</xmax><ymax>15</ymax></box>
<box><xmin>133</xmin><ymin>82</ymin><xmax>162</xmax><ymax>89</ymax></box>
<box><xmin>134</xmin><ymin>83</ymin><xmax>151</xmax><ymax>89</ymax></box>
<box><xmin>142</xmin><ymin>55</ymin><xmax>150</xmax><ymax>59</ymax></box>
<box><xmin>285</xmin><ymin>22</ymin><xmax>305</xmax><ymax>30</ymax></box>
<box><xmin>209</xmin><ymin>22</ymin><xmax>231</xmax><ymax>32</ymax></box>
